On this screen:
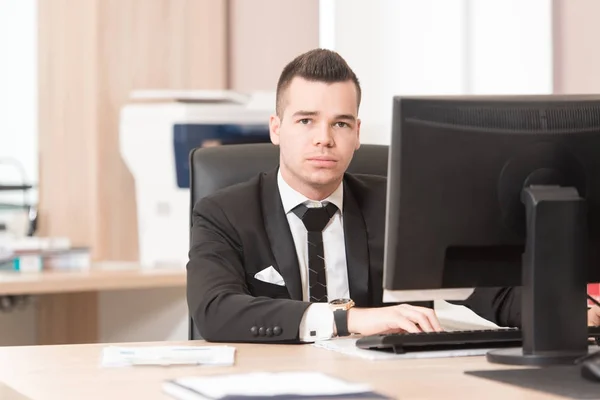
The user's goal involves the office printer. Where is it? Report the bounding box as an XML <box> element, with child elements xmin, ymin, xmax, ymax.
<box><xmin>120</xmin><ymin>90</ymin><xmax>273</xmax><ymax>267</ymax></box>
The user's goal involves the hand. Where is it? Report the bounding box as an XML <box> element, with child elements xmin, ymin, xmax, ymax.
<box><xmin>347</xmin><ymin>304</ymin><xmax>443</xmax><ymax>336</ymax></box>
<box><xmin>589</xmin><ymin>305</ymin><xmax>600</xmax><ymax>326</ymax></box>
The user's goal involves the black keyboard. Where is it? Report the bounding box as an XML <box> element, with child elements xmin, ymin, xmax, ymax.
<box><xmin>355</xmin><ymin>327</ymin><xmax>600</xmax><ymax>354</ymax></box>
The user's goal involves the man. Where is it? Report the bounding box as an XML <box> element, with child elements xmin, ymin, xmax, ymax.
<box><xmin>187</xmin><ymin>49</ymin><xmax>600</xmax><ymax>343</ymax></box>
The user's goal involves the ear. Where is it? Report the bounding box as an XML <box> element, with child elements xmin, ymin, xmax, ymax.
<box><xmin>269</xmin><ymin>114</ymin><xmax>281</xmax><ymax>145</ymax></box>
<box><xmin>355</xmin><ymin>118</ymin><xmax>361</xmax><ymax>150</ymax></box>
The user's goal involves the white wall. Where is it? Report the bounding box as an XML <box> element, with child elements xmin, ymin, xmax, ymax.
<box><xmin>0</xmin><ymin>0</ymin><xmax>38</xmax><ymax>192</ymax></box>
<box><xmin>467</xmin><ymin>0</ymin><xmax>553</xmax><ymax>94</ymax></box>
<box><xmin>0</xmin><ymin>0</ymin><xmax>38</xmax><ymax>240</ymax></box>
<box><xmin>322</xmin><ymin>0</ymin><xmax>553</xmax><ymax>145</ymax></box>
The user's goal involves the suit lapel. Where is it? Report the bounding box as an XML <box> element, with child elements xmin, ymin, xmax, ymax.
<box><xmin>343</xmin><ymin>182</ymin><xmax>370</xmax><ymax>307</ymax></box>
<box><xmin>261</xmin><ymin>169</ymin><xmax>303</xmax><ymax>300</ymax></box>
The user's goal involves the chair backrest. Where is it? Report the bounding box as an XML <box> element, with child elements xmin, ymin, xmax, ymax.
<box><xmin>188</xmin><ymin>143</ymin><xmax>389</xmax><ymax>339</ymax></box>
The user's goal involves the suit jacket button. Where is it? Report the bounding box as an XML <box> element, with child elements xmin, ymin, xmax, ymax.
<box><xmin>266</xmin><ymin>328</ymin><xmax>273</xmax><ymax>337</ymax></box>
<box><xmin>273</xmin><ymin>326</ymin><xmax>282</xmax><ymax>336</ymax></box>
<box><xmin>258</xmin><ymin>327</ymin><xmax>266</xmax><ymax>336</ymax></box>
<box><xmin>250</xmin><ymin>326</ymin><xmax>258</xmax><ymax>336</ymax></box>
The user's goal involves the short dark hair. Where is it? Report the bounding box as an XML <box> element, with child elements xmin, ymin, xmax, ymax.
<box><xmin>275</xmin><ymin>48</ymin><xmax>361</xmax><ymax>117</ymax></box>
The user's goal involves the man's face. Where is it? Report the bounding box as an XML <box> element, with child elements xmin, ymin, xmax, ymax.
<box><xmin>269</xmin><ymin>77</ymin><xmax>361</xmax><ymax>194</ymax></box>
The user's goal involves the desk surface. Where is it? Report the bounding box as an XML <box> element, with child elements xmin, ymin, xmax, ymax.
<box><xmin>0</xmin><ymin>341</ymin><xmax>567</xmax><ymax>400</ymax></box>
<box><xmin>0</xmin><ymin>262</ymin><xmax>186</xmax><ymax>295</ymax></box>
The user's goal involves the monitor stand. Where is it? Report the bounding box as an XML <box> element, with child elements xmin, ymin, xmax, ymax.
<box><xmin>487</xmin><ymin>185</ymin><xmax>589</xmax><ymax>366</ymax></box>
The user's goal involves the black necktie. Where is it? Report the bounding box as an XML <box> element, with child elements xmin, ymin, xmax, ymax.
<box><xmin>292</xmin><ymin>202</ymin><xmax>338</xmax><ymax>302</ymax></box>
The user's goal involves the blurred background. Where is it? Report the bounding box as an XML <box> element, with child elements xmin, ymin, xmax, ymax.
<box><xmin>0</xmin><ymin>0</ymin><xmax>598</xmax><ymax>346</ymax></box>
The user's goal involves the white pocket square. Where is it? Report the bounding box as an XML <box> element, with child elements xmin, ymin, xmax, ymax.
<box><xmin>254</xmin><ymin>266</ymin><xmax>286</xmax><ymax>286</ymax></box>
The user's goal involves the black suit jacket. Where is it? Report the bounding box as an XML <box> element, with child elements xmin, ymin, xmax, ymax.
<box><xmin>187</xmin><ymin>169</ymin><xmax>521</xmax><ymax>343</ymax></box>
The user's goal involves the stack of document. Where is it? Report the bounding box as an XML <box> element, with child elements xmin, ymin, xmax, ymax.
<box><xmin>101</xmin><ymin>345</ymin><xmax>236</xmax><ymax>367</ymax></box>
<box><xmin>162</xmin><ymin>371</ymin><xmax>390</xmax><ymax>400</ymax></box>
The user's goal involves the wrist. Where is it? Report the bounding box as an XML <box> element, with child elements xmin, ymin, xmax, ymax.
<box><xmin>347</xmin><ymin>308</ymin><xmax>362</xmax><ymax>334</ymax></box>
<box><xmin>329</xmin><ymin>298</ymin><xmax>355</xmax><ymax>337</ymax></box>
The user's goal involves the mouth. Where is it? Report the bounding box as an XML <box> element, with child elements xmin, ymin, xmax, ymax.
<box><xmin>306</xmin><ymin>157</ymin><xmax>338</xmax><ymax>167</ymax></box>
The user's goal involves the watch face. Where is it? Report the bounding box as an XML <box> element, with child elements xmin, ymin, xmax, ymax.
<box><xmin>330</xmin><ymin>298</ymin><xmax>351</xmax><ymax>306</ymax></box>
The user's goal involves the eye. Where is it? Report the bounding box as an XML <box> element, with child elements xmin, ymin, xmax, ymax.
<box><xmin>298</xmin><ymin>118</ymin><xmax>311</xmax><ymax>125</ymax></box>
<box><xmin>334</xmin><ymin>121</ymin><xmax>350</xmax><ymax>128</ymax></box>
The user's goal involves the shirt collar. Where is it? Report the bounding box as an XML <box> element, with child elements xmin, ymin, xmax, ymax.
<box><xmin>277</xmin><ymin>168</ymin><xmax>343</xmax><ymax>214</ymax></box>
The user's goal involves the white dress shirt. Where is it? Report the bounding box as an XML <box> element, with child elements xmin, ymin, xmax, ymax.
<box><xmin>277</xmin><ymin>170</ymin><xmax>350</xmax><ymax>342</ymax></box>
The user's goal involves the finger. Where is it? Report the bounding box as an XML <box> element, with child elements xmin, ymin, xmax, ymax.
<box><xmin>390</xmin><ymin>317</ymin><xmax>421</xmax><ymax>333</ymax></box>
<box><xmin>381</xmin><ymin>328</ymin><xmax>406</xmax><ymax>335</ymax></box>
<box><xmin>401</xmin><ymin>305</ymin><xmax>444</xmax><ymax>332</ymax></box>
<box><xmin>424</xmin><ymin>308</ymin><xmax>443</xmax><ymax>332</ymax></box>
<box><xmin>398</xmin><ymin>308</ymin><xmax>435</xmax><ymax>332</ymax></box>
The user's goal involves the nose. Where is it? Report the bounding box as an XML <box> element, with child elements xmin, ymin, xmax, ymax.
<box><xmin>313</xmin><ymin>122</ymin><xmax>334</xmax><ymax>147</ymax></box>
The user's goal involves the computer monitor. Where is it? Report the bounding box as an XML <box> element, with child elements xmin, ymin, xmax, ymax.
<box><xmin>383</xmin><ymin>95</ymin><xmax>600</xmax><ymax>366</ymax></box>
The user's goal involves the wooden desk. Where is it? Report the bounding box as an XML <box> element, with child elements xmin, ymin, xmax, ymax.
<box><xmin>0</xmin><ymin>341</ymin><xmax>563</xmax><ymax>400</ymax></box>
<box><xmin>0</xmin><ymin>263</ymin><xmax>186</xmax><ymax>345</ymax></box>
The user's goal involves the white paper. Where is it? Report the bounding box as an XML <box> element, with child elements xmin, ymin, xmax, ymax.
<box><xmin>434</xmin><ymin>300</ymin><xmax>503</xmax><ymax>331</ymax></box>
<box><xmin>312</xmin><ymin>338</ymin><xmax>495</xmax><ymax>361</ymax></box>
<box><xmin>101</xmin><ymin>345</ymin><xmax>236</xmax><ymax>367</ymax></box>
<box><xmin>383</xmin><ymin>288</ymin><xmax>475</xmax><ymax>302</ymax></box>
<box><xmin>164</xmin><ymin>372</ymin><xmax>374</xmax><ymax>399</ymax></box>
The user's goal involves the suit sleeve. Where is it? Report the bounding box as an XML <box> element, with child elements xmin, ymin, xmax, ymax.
<box><xmin>187</xmin><ymin>197</ymin><xmax>311</xmax><ymax>343</ymax></box>
<box><xmin>460</xmin><ymin>287</ymin><xmax>522</xmax><ymax>328</ymax></box>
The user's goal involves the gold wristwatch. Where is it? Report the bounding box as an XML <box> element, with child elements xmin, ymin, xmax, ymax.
<box><xmin>329</xmin><ymin>298</ymin><xmax>354</xmax><ymax>336</ymax></box>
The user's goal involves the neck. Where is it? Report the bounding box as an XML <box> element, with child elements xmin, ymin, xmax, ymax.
<box><xmin>280</xmin><ymin>167</ymin><xmax>341</xmax><ymax>201</ymax></box>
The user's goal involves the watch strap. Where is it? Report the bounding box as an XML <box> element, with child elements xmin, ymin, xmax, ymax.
<box><xmin>334</xmin><ymin>309</ymin><xmax>350</xmax><ymax>337</ymax></box>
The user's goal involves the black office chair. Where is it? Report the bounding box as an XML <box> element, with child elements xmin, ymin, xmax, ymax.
<box><xmin>188</xmin><ymin>143</ymin><xmax>389</xmax><ymax>339</ymax></box>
